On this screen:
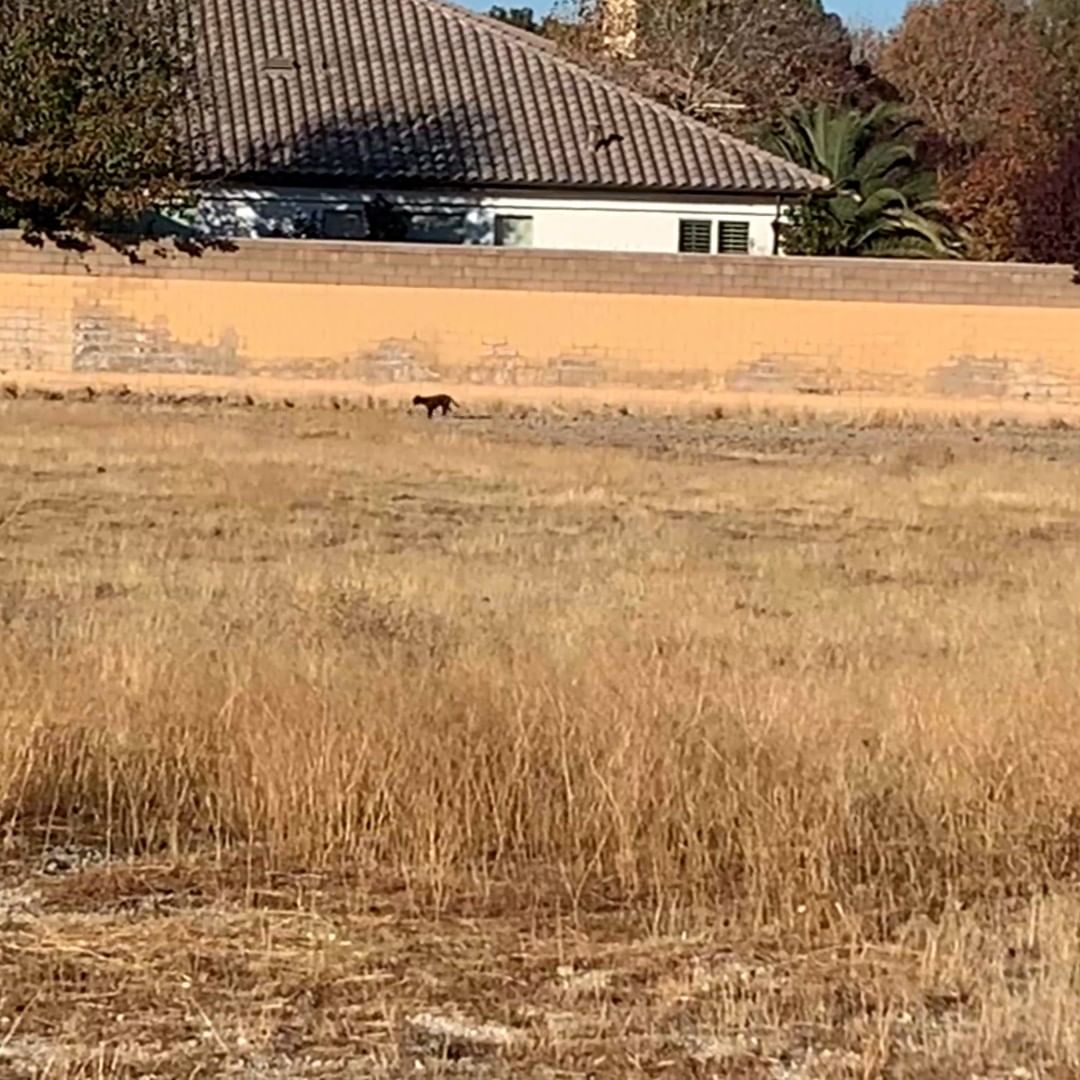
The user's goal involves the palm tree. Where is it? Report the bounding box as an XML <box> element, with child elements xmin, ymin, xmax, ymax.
<box><xmin>759</xmin><ymin>102</ymin><xmax>963</xmax><ymax>258</ymax></box>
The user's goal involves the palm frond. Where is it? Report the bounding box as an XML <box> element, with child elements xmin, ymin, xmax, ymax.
<box><xmin>760</xmin><ymin>101</ymin><xmax>963</xmax><ymax>259</ymax></box>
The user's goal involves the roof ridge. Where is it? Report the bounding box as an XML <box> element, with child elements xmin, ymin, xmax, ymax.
<box><xmin>401</xmin><ymin>0</ymin><xmax>827</xmax><ymax>190</ymax></box>
<box><xmin>415</xmin><ymin>0</ymin><xmax>566</xmax><ymax>53</ymax></box>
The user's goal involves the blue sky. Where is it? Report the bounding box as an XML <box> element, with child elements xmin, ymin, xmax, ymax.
<box><xmin>826</xmin><ymin>0</ymin><xmax>906</xmax><ymax>26</ymax></box>
<box><xmin>465</xmin><ymin>0</ymin><xmax>908</xmax><ymax>28</ymax></box>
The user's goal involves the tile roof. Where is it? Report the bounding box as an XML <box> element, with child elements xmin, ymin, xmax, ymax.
<box><xmin>187</xmin><ymin>0</ymin><xmax>826</xmax><ymax>195</ymax></box>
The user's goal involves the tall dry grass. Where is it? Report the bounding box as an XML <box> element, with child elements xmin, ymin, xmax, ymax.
<box><xmin>1</xmin><ymin>398</ymin><xmax>1079</xmax><ymax>939</ymax></box>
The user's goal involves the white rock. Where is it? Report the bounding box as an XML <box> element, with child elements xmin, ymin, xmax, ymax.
<box><xmin>402</xmin><ymin>1011</ymin><xmax>521</xmax><ymax>1058</ymax></box>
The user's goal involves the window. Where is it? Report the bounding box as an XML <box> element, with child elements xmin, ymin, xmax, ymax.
<box><xmin>678</xmin><ymin>219</ymin><xmax>712</xmax><ymax>254</ymax></box>
<box><xmin>322</xmin><ymin>209</ymin><xmax>366</xmax><ymax>240</ymax></box>
<box><xmin>407</xmin><ymin>211</ymin><xmax>468</xmax><ymax>244</ymax></box>
<box><xmin>494</xmin><ymin>215</ymin><xmax>534</xmax><ymax>248</ymax></box>
<box><xmin>717</xmin><ymin>220</ymin><xmax>751</xmax><ymax>254</ymax></box>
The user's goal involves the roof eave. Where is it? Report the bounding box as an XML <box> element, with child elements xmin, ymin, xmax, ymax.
<box><xmin>196</xmin><ymin>171</ymin><xmax>820</xmax><ymax>199</ymax></box>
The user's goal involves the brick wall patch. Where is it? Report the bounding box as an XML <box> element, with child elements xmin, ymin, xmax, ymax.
<box><xmin>73</xmin><ymin>305</ymin><xmax>239</xmax><ymax>375</ymax></box>
<box><xmin>926</xmin><ymin>355</ymin><xmax>1076</xmax><ymax>400</ymax></box>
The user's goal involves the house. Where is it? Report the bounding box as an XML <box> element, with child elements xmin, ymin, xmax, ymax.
<box><xmin>174</xmin><ymin>0</ymin><xmax>827</xmax><ymax>255</ymax></box>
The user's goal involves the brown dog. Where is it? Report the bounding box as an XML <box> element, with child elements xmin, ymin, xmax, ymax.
<box><xmin>412</xmin><ymin>393</ymin><xmax>459</xmax><ymax>418</ymax></box>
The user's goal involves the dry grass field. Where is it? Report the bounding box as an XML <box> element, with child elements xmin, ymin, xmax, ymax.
<box><xmin>1</xmin><ymin>389</ymin><xmax>1080</xmax><ymax>1077</ymax></box>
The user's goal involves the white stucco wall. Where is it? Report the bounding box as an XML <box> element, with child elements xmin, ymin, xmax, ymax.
<box><xmin>166</xmin><ymin>185</ymin><xmax>787</xmax><ymax>256</ymax></box>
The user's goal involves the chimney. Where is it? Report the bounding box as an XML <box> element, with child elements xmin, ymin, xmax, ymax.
<box><xmin>600</xmin><ymin>0</ymin><xmax>637</xmax><ymax>60</ymax></box>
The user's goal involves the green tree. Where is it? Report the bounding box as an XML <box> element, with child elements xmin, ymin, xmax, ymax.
<box><xmin>760</xmin><ymin>102</ymin><xmax>962</xmax><ymax>258</ymax></box>
<box><xmin>0</xmin><ymin>0</ymin><xmax>193</xmax><ymax>245</ymax></box>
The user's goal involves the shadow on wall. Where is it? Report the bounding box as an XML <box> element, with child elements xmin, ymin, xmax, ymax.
<box><xmin>176</xmin><ymin>106</ymin><xmax>520</xmax><ymax>243</ymax></box>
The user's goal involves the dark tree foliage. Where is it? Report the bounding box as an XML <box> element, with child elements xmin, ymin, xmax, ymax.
<box><xmin>1016</xmin><ymin>137</ymin><xmax>1080</xmax><ymax>268</ymax></box>
<box><xmin>0</xmin><ymin>0</ymin><xmax>193</xmax><ymax>246</ymax></box>
<box><xmin>879</xmin><ymin>0</ymin><xmax>1060</xmax><ymax>261</ymax></box>
<box><xmin>365</xmin><ymin>196</ymin><xmax>411</xmax><ymax>242</ymax></box>
<box><xmin>487</xmin><ymin>6</ymin><xmax>542</xmax><ymax>32</ymax></box>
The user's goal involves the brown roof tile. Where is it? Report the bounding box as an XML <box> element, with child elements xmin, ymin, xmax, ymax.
<box><xmin>188</xmin><ymin>0</ymin><xmax>826</xmax><ymax>195</ymax></box>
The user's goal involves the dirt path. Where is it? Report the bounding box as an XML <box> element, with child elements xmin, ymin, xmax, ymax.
<box><xmin>5</xmin><ymin>366</ymin><xmax>1080</xmax><ymax>426</ymax></box>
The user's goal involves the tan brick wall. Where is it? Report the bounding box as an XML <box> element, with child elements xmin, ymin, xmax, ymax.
<box><xmin>2</xmin><ymin>231</ymin><xmax>1080</xmax><ymax>404</ymax></box>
